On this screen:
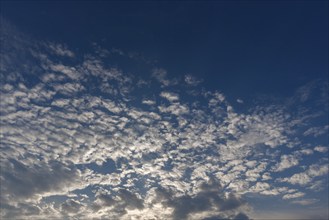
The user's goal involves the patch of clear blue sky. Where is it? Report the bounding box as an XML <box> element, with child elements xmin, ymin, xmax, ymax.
<box><xmin>1</xmin><ymin>1</ymin><xmax>328</xmax><ymax>99</ymax></box>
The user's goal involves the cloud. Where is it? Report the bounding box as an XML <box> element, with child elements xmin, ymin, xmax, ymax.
<box><xmin>49</xmin><ymin>63</ymin><xmax>83</xmax><ymax>80</ymax></box>
<box><xmin>291</xmin><ymin>199</ymin><xmax>318</xmax><ymax>206</ymax></box>
<box><xmin>61</xmin><ymin>199</ymin><xmax>83</xmax><ymax>213</ymax></box>
<box><xmin>278</xmin><ymin>164</ymin><xmax>328</xmax><ymax>186</ymax></box>
<box><xmin>152</xmin><ymin>68</ymin><xmax>177</xmax><ymax>87</ymax></box>
<box><xmin>117</xmin><ymin>189</ymin><xmax>144</xmax><ymax>210</ymax></box>
<box><xmin>160</xmin><ymin>91</ymin><xmax>180</xmax><ymax>102</ymax></box>
<box><xmin>314</xmin><ymin>146</ymin><xmax>328</xmax><ymax>153</ymax></box>
<box><xmin>52</xmin><ymin>82</ymin><xmax>85</xmax><ymax>95</ymax></box>
<box><xmin>158</xmin><ymin>102</ymin><xmax>189</xmax><ymax>116</ymax></box>
<box><xmin>1</xmin><ymin>203</ymin><xmax>42</xmax><ymax>219</ymax></box>
<box><xmin>299</xmin><ymin>149</ymin><xmax>313</xmax><ymax>155</ymax></box>
<box><xmin>208</xmin><ymin>91</ymin><xmax>225</xmax><ymax>107</ymax></box>
<box><xmin>0</xmin><ymin>20</ymin><xmax>328</xmax><ymax>219</ymax></box>
<box><xmin>184</xmin><ymin>74</ymin><xmax>203</xmax><ymax>86</ymax></box>
<box><xmin>272</xmin><ymin>154</ymin><xmax>299</xmax><ymax>172</ymax></box>
<box><xmin>307</xmin><ymin>180</ymin><xmax>325</xmax><ymax>192</ymax></box>
<box><xmin>282</xmin><ymin>192</ymin><xmax>305</xmax><ymax>200</ymax></box>
<box><xmin>96</xmin><ymin>193</ymin><xmax>116</xmax><ymax>207</ymax></box>
<box><xmin>0</xmin><ymin>159</ymin><xmax>84</xmax><ymax>209</ymax></box>
<box><xmin>304</xmin><ymin>125</ymin><xmax>329</xmax><ymax>137</ymax></box>
<box><xmin>142</xmin><ymin>99</ymin><xmax>156</xmax><ymax>105</ymax></box>
<box><xmin>47</xmin><ymin>43</ymin><xmax>75</xmax><ymax>58</ymax></box>
<box><xmin>153</xmin><ymin>181</ymin><xmax>248</xmax><ymax>220</ymax></box>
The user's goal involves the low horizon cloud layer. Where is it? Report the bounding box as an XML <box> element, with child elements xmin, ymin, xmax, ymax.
<box><xmin>0</xmin><ymin>20</ymin><xmax>328</xmax><ymax>220</ymax></box>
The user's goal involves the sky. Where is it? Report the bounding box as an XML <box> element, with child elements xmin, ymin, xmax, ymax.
<box><xmin>0</xmin><ymin>1</ymin><xmax>328</xmax><ymax>219</ymax></box>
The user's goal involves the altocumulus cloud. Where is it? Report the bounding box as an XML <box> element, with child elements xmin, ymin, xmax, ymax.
<box><xmin>0</xmin><ymin>20</ymin><xmax>328</xmax><ymax>220</ymax></box>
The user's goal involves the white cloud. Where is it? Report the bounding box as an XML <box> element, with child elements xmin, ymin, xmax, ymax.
<box><xmin>314</xmin><ymin>146</ymin><xmax>328</xmax><ymax>153</ymax></box>
<box><xmin>48</xmin><ymin>43</ymin><xmax>75</xmax><ymax>58</ymax></box>
<box><xmin>158</xmin><ymin>103</ymin><xmax>189</xmax><ymax>116</ymax></box>
<box><xmin>1</xmin><ymin>22</ymin><xmax>328</xmax><ymax>219</ymax></box>
<box><xmin>142</xmin><ymin>99</ymin><xmax>156</xmax><ymax>105</ymax></box>
<box><xmin>282</xmin><ymin>192</ymin><xmax>305</xmax><ymax>200</ymax></box>
<box><xmin>41</xmin><ymin>73</ymin><xmax>66</xmax><ymax>83</ymax></box>
<box><xmin>49</xmin><ymin>64</ymin><xmax>82</xmax><ymax>80</ymax></box>
<box><xmin>304</xmin><ymin>125</ymin><xmax>329</xmax><ymax>137</ymax></box>
<box><xmin>291</xmin><ymin>199</ymin><xmax>318</xmax><ymax>206</ymax></box>
<box><xmin>151</xmin><ymin>68</ymin><xmax>178</xmax><ymax>87</ymax></box>
<box><xmin>272</xmin><ymin>154</ymin><xmax>299</xmax><ymax>172</ymax></box>
<box><xmin>278</xmin><ymin>164</ymin><xmax>328</xmax><ymax>186</ymax></box>
<box><xmin>160</xmin><ymin>91</ymin><xmax>179</xmax><ymax>102</ymax></box>
<box><xmin>3</xmin><ymin>84</ymin><xmax>14</xmax><ymax>92</ymax></box>
<box><xmin>53</xmin><ymin>82</ymin><xmax>85</xmax><ymax>95</ymax></box>
<box><xmin>261</xmin><ymin>172</ymin><xmax>272</xmax><ymax>181</ymax></box>
<box><xmin>307</xmin><ymin>180</ymin><xmax>325</xmax><ymax>192</ymax></box>
<box><xmin>208</xmin><ymin>91</ymin><xmax>225</xmax><ymax>107</ymax></box>
<box><xmin>300</xmin><ymin>149</ymin><xmax>313</xmax><ymax>155</ymax></box>
<box><xmin>249</xmin><ymin>182</ymin><xmax>271</xmax><ymax>193</ymax></box>
<box><xmin>184</xmin><ymin>74</ymin><xmax>202</xmax><ymax>86</ymax></box>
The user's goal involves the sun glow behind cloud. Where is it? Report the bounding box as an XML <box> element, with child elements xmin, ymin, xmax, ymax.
<box><xmin>0</xmin><ymin>19</ymin><xmax>328</xmax><ymax>220</ymax></box>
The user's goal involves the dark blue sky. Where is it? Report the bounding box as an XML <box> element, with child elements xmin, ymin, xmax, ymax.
<box><xmin>2</xmin><ymin>1</ymin><xmax>328</xmax><ymax>97</ymax></box>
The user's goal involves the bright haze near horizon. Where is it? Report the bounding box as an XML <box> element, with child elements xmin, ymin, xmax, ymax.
<box><xmin>0</xmin><ymin>1</ymin><xmax>328</xmax><ymax>220</ymax></box>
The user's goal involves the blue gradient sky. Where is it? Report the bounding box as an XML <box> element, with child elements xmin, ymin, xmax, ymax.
<box><xmin>0</xmin><ymin>1</ymin><xmax>328</xmax><ymax>219</ymax></box>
